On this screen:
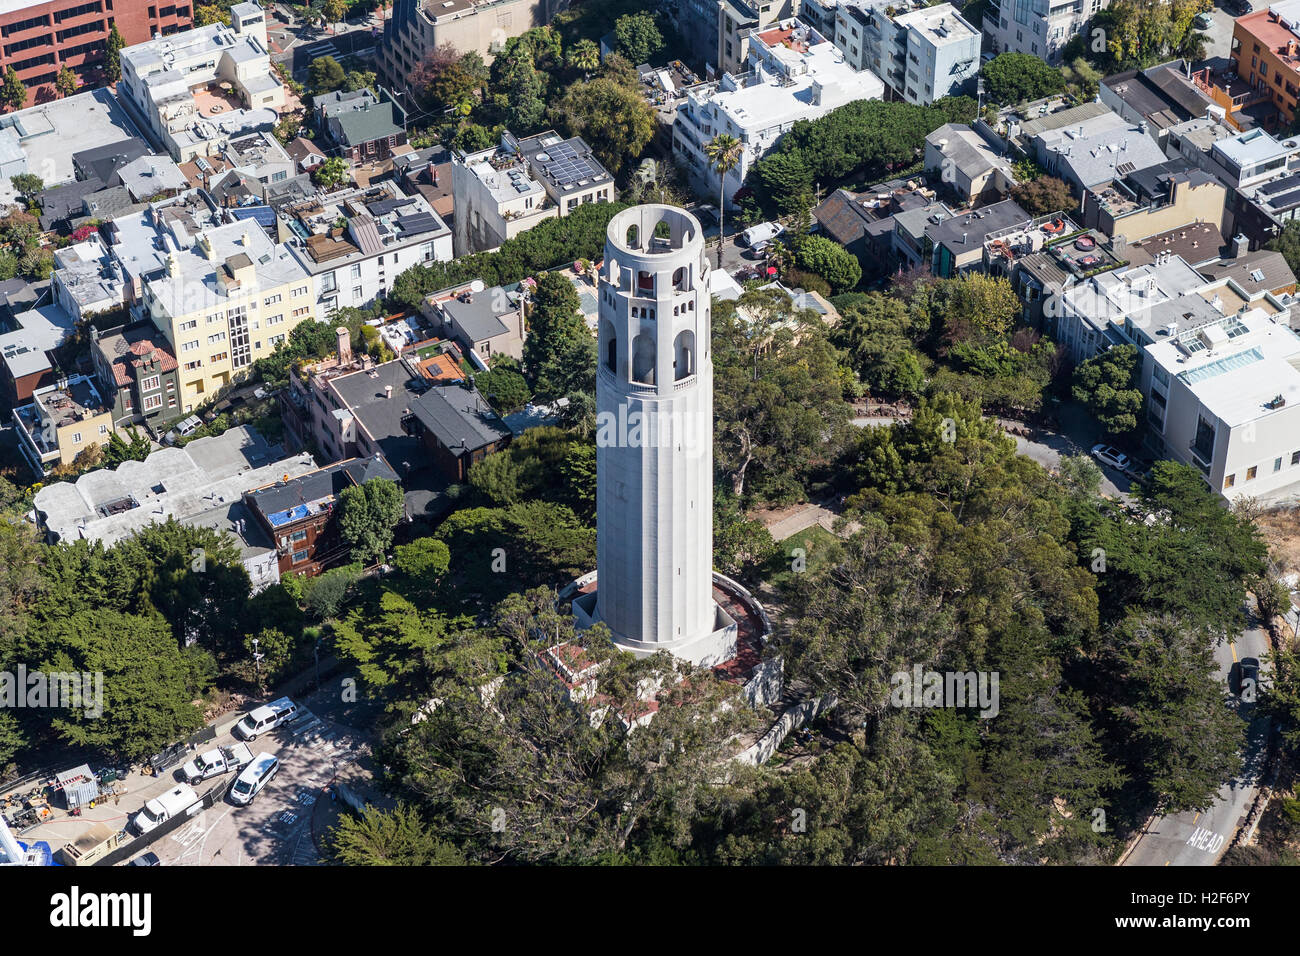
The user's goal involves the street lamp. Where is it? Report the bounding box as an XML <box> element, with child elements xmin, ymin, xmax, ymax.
<box><xmin>251</xmin><ymin>637</ymin><xmax>265</xmax><ymax>695</ymax></box>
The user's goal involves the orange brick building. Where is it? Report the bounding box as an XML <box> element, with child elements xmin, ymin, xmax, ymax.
<box><xmin>0</xmin><ymin>0</ymin><xmax>192</xmax><ymax>108</ymax></box>
<box><xmin>1230</xmin><ymin>5</ymin><xmax>1300</xmax><ymax>126</ymax></box>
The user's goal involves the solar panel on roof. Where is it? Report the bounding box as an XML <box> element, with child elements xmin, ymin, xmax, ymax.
<box><xmin>394</xmin><ymin>213</ymin><xmax>437</xmax><ymax>234</ymax></box>
<box><xmin>1268</xmin><ymin>188</ymin><xmax>1300</xmax><ymax>210</ymax></box>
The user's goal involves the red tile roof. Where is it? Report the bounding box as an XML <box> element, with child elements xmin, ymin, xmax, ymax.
<box><xmin>109</xmin><ymin>335</ymin><xmax>178</xmax><ymax>387</ymax></box>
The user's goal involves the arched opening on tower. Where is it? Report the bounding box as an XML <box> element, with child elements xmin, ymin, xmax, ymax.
<box><xmin>625</xmin><ymin>224</ymin><xmax>640</xmax><ymax>248</ymax></box>
<box><xmin>672</xmin><ymin>266</ymin><xmax>688</xmax><ymax>291</ymax></box>
<box><xmin>632</xmin><ymin>332</ymin><xmax>656</xmax><ymax>385</ymax></box>
<box><xmin>602</xmin><ymin>321</ymin><xmax>617</xmax><ymax>373</ymax></box>
<box><xmin>674</xmin><ymin>329</ymin><xmax>695</xmax><ymax>380</ymax></box>
<box><xmin>637</xmin><ymin>270</ymin><xmax>655</xmax><ymax>295</ymax></box>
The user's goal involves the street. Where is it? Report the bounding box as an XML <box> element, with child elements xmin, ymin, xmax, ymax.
<box><xmin>147</xmin><ymin>684</ymin><xmax>376</xmax><ymax>866</ymax></box>
<box><xmin>1122</xmin><ymin>602</ymin><xmax>1271</xmax><ymax>866</ymax></box>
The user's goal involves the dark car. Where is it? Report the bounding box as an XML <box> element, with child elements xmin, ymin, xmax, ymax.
<box><xmin>1228</xmin><ymin>0</ymin><xmax>1251</xmax><ymax>13</ymax></box>
<box><xmin>129</xmin><ymin>852</ymin><xmax>161</xmax><ymax>867</ymax></box>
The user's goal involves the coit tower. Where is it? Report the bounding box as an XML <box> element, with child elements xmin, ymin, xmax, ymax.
<box><xmin>592</xmin><ymin>204</ymin><xmax>731</xmax><ymax>666</ymax></box>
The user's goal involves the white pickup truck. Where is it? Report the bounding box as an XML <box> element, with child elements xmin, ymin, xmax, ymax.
<box><xmin>180</xmin><ymin>744</ymin><xmax>254</xmax><ymax>786</ymax></box>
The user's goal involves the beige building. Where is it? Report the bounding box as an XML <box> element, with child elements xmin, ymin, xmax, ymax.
<box><xmin>12</xmin><ymin>376</ymin><xmax>115</xmax><ymax>476</ymax></box>
<box><xmin>140</xmin><ymin>221</ymin><xmax>318</xmax><ymax>409</ymax></box>
<box><xmin>1083</xmin><ymin>164</ymin><xmax>1230</xmax><ymax>245</ymax></box>
<box><xmin>381</xmin><ymin>0</ymin><xmax>548</xmax><ymax>90</ymax></box>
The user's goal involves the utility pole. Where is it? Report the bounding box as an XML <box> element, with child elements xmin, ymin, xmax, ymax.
<box><xmin>251</xmin><ymin>636</ymin><xmax>264</xmax><ymax>695</ymax></box>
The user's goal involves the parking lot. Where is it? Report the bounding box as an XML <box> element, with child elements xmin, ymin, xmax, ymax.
<box><xmin>148</xmin><ymin>703</ymin><xmax>370</xmax><ymax>867</ymax></box>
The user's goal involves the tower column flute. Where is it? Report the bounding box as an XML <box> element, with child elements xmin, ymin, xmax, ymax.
<box><xmin>591</xmin><ymin>204</ymin><xmax>734</xmax><ymax>667</ymax></box>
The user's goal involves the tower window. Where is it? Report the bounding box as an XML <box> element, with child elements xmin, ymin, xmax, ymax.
<box><xmin>632</xmin><ymin>332</ymin><xmax>656</xmax><ymax>385</ymax></box>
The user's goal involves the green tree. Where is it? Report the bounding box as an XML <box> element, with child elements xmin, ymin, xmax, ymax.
<box><xmin>705</xmin><ymin>133</ymin><xmax>743</xmax><ymax>268</ymax></box>
<box><xmin>393</xmin><ymin>537</ymin><xmax>450</xmax><ymax>582</ymax></box>
<box><xmin>712</xmin><ymin>287</ymin><xmax>854</xmax><ymax>499</ymax></box>
<box><xmin>475</xmin><ymin>366</ymin><xmax>530</xmax><ymax>415</ymax></box>
<box><xmin>567</xmin><ymin>37</ymin><xmax>600</xmax><ymax>77</ymax></box>
<box><xmin>522</xmin><ymin>271</ymin><xmax>587</xmax><ymax>384</ymax></box>
<box><xmin>195</xmin><ymin>4</ymin><xmax>233</xmax><ymax>26</ymax></box>
<box><xmin>549</xmin><ymin>77</ymin><xmax>655</xmax><ymax>177</ymax></box>
<box><xmin>102</xmin><ymin>426</ymin><xmax>151</xmax><ymax>467</ymax></box>
<box><xmin>532</xmin><ymin>332</ymin><xmax>596</xmax><ymax>402</ymax></box>
<box><xmin>982</xmin><ymin>52</ymin><xmax>1066</xmax><ymax>105</ymax></box>
<box><xmin>104</xmin><ymin>23</ymin><xmax>125</xmax><ymax>83</ymax></box>
<box><xmin>1267</xmin><ymin>220</ymin><xmax>1300</xmax><ymax>277</ymax></box>
<box><xmin>337</xmin><ymin>477</ymin><xmax>404</xmax><ymax>566</ymax></box>
<box><xmin>0</xmin><ymin>711</ymin><xmax>26</xmax><ymax>772</ymax></box>
<box><xmin>54</xmin><ymin>66</ymin><xmax>78</xmax><ymax>99</ymax></box>
<box><xmin>343</xmin><ymin>69</ymin><xmax>376</xmax><ymax>93</ymax></box>
<box><xmin>241</xmin><ymin>626</ymin><xmax>295</xmax><ymax>691</ymax></box>
<box><xmin>323</xmin><ymin>0</ymin><xmax>348</xmax><ymax>31</ymax></box>
<box><xmin>0</xmin><ymin>69</ymin><xmax>26</xmax><ymax>112</ymax></box>
<box><xmin>9</xmin><ymin>173</ymin><xmax>43</xmax><ymax>209</ymax></box>
<box><xmin>1071</xmin><ymin>343</ymin><xmax>1143</xmax><ymax>438</ymax></box>
<box><xmin>793</xmin><ymin>234</ymin><xmax>862</xmax><ymax>293</ymax></box>
<box><xmin>312</xmin><ymin>156</ymin><xmax>349</xmax><ymax>189</ymax></box>
<box><xmin>308</xmin><ymin>55</ymin><xmax>347</xmax><ymax>93</ymax></box>
<box><xmin>304</xmin><ymin>565</ymin><xmax>361</xmax><ymax>621</ymax></box>
<box><xmin>613</xmin><ymin>12</ymin><xmax>664</xmax><ymax>64</ymax></box>
<box><xmin>328</xmin><ymin>803</ymin><xmax>468</xmax><ymax>865</ymax></box>
<box><xmin>33</xmin><ymin>608</ymin><xmax>205</xmax><ymax>761</ymax></box>
<box><xmin>1010</xmin><ymin>174</ymin><xmax>1072</xmax><ymax>215</ymax></box>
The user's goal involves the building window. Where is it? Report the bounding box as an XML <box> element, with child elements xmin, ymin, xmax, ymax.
<box><xmin>182</xmin><ymin>340</ymin><xmax>199</xmax><ymax>352</ymax></box>
<box><xmin>208</xmin><ymin>332</ymin><xmax>226</xmax><ymax>343</ymax></box>
<box><xmin>292</xmin><ymin>549</ymin><xmax>309</xmax><ymax>564</ymax></box>
<box><xmin>1275</xmin><ymin>457</ymin><xmax>1283</xmax><ymax>472</ymax></box>
<box><xmin>179</xmin><ymin>319</ymin><xmax>197</xmax><ymax>331</ymax></box>
<box><xmin>143</xmin><ymin>394</ymin><xmax>162</xmax><ymax>410</ymax></box>
<box><xmin>98</xmin><ymin>424</ymin><xmax>108</xmax><ymax>435</ymax></box>
<box><xmin>71</xmin><ymin>432</ymin><xmax>82</xmax><ymax>444</ymax></box>
<box><xmin>1224</xmin><ymin>473</ymin><xmax>1235</xmax><ymax>489</ymax></box>
<box><xmin>1246</xmin><ymin>465</ymin><xmax>1258</xmax><ymax>481</ymax></box>
<box><xmin>290</xmin><ymin>530</ymin><xmax>307</xmax><ymax>542</ymax></box>
<box><xmin>264</xmin><ymin>294</ymin><xmax>281</xmax><ymax>305</ymax></box>
<box><xmin>1293</xmin><ymin>451</ymin><xmax>1300</xmax><ymax>466</ymax></box>
<box><xmin>141</xmin><ymin>375</ymin><xmax>160</xmax><ymax>391</ymax></box>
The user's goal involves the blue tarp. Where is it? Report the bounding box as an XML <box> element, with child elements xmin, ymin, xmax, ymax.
<box><xmin>268</xmin><ymin>504</ymin><xmax>310</xmax><ymax>528</ymax></box>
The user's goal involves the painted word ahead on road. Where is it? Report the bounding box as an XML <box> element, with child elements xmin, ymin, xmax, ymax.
<box><xmin>1185</xmin><ymin>825</ymin><xmax>1226</xmax><ymax>855</ymax></box>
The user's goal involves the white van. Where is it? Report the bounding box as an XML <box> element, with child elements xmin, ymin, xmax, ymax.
<box><xmin>233</xmin><ymin>697</ymin><xmax>299</xmax><ymax>741</ymax></box>
<box><xmin>741</xmin><ymin>221</ymin><xmax>784</xmax><ymax>247</ymax></box>
<box><xmin>131</xmin><ymin>784</ymin><xmax>199</xmax><ymax>835</ymax></box>
<box><xmin>228</xmin><ymin>754</ymin><xmax>279</xmax><ymax>806</ymax></box>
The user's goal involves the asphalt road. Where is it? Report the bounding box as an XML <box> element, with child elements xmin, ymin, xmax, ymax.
<box><xmin>1202</xmin><ymin>2</ymin><xmax>1237</xmax><ymax>62</ymax></box>
<box><xmin>146</xmin><ymin>687</ymin><xmax>374</xmax><ymax>866</ymax></box>
<box><xmin>1122</xmin><ymin>602</ymin><xmax>1271</xmax><ymax>867</ymax></box>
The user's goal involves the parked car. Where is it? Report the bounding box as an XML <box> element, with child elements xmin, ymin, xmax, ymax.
<box><xmin>229</xmin><ymin>754</ymin><xmax>279</xmax><ymax>807</ymax></box>
<box><xmin>233</xmin><ymin>697</ymin><xmax>300</xmax><ymax>741</ymax></box>
<box><xmin>129</xmin><ymin>852</ymin><xmax>161</xmax><ymax>867</ymax></box>
<box><xmin>180</xmin><ymin>743</ymin><xmax>254</xmax><ymax>786</ymax></box>
<box><xmin>1227</xmin><ymin>0</ymin><xmax>1251</xmax><ymax>12</ymax></box>
<box><xmin>1194</xmin><ymin>11</ymin><xmax>1214</xmax><ymax>28</ymax></box>
<box><xmin>163</xmin><ymin>414</ymin><xmax>202</xmax><ymax>445</ymax></box>
<box><xmin>1239</xmin><ymin>657</ymin><xmax>1260</xmax><ymax>697</ymax></box>
<box><xmin>1091</xmin><ymin>444</ymin><xmax>1133</xmax><ymax>472</ymax></box>
<box><xmin>131</xmin><ymin>784</ymin><xmax>199</xmax><ymax>836</ymax></box>
<box><xmin>741</xmin><ymin>221</ymin><xmax>784</xmax><ymax>247</ymax></box>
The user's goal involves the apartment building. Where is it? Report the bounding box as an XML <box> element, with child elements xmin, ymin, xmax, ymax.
<box><xmin>117</xmin><ymin>4</ymin><xmax>285</xmax><ymax>161</ymax></box>
<box><xmin>12</xmin><ymin>374</ymin><xmax>113</xmax><ymax>475</ymax></box>
<box><xmin>1145</xmin><ymin>310</ymin><xmax>1300</xmax><ymax>502</ymax></box>
<box><xmin>673</xmin><ymin>21</ymin><xmax>884</xmax><ymax>208</ymax></box>
<box><xmin>1081</xmin><ymin>159</ymin><xmax>1230</xmax><ymax>243</ymax></box>
<box><xmin>924</xmin><ymin>123</ymin><xmax>1016</xmax><ymax>204</ymax></box>
<box><xmin>139</xmin><ymin>219</ymin><xmax>317</xmax><ymax>410</ymax></box>
<box><xmin>419</xmin><ymin>280</ymin><xmax>526</xmax><ymax>362</ymax></box>
<box><xmin>834</xmin><ymin>1</ymin><xmax>977</xmax><ymax>105</ymax></box>
<box><xmin>983</xmin><ymin>0</ymin><xmax>1108</xmax><ymax>63</ymax></box>
<box><xmin>0</xmin><ymin>0</ymin><xmax>192</xmax><ymax>107</ymax></box>
<box><xmin>451</xmin><ymin>131</ymin><xmax>611</xmax><ymax>255</ymax></box>
<box><xmin>1033</xmin><ymin>107</ymin><xmax>1168</xmax><ymax>195</ymax></box>
<box><xmin>381</xmin><ymin>0</ymin><xmax>547</xmax><ymax>92</ymax></box>
<box><xmin>316</xmin><ymin>87</ymin><xmax>408</xmax><ymax>163</ymax></box>
<box><xmin>1230</xmin><ymin>1</ymin><xmax>1300</xmax><ymax>127</ymax></box>
<box><xmin>278</xmin><ymin>180</ymin><xmax>452</xmax><ymax>313</ymax></box>
<box><xmin>716</xmin><ymin>0</ymin><xmax>798</xmax><ymax>76</ymax></box>
<box><xmin>90</xmin><ymin>320</ymin><xmax>182</xmax><ymax>429</ymax></box>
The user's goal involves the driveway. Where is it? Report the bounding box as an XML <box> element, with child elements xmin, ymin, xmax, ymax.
<box><xmin>1122</xmin><ymin>601</ymin><xmax>1271</xmax><ymax>866</ymax></box>
<box><xmin>1200</xmin><ymin>3</ymin><xmax>1237</xmax><ymax>61</ymax></box>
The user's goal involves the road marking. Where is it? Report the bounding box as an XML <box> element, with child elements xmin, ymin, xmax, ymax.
<box><xmin>1193</xmin><ymin>812</ymin><xmax>1200</xmax><ymax>824</ymax></box>
<box><xmin>1230</xmin><ymin>641</ymin><xmax>1239</xmax><ymax>663</ymax></box>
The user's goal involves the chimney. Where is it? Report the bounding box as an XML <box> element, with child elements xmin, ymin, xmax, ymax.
<box><xmin>1232</xmin><ymin>233</ymin><xmax>1249</xmax><ymax>258</ymax></box>
<box><xmin>336</xmin><ymin>326</ymin><xmax>352</xmax><ymax>363</ymax></box>
<box><xmin>384</xmin><ymin>384</ymin><xmax>393</xmax><ymax>399</ymax></box>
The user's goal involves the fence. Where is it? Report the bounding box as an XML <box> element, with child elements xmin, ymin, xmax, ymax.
<box><xmin>95</xmin><ymin>777</ymin><xmax>233</xmax><ymax>867</ymax></box>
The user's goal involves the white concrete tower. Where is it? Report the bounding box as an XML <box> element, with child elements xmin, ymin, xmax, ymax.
<box><xmin>592</xmin><ymin>204</ymin><xmax>732</xmax><ymax>667</ymax></box>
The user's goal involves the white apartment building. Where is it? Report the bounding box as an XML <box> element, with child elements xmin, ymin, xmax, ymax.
<box><xmin>834</xmin><ymin>2</ymin><xmax>978</xmax><ymax>105</ymax></box>
<box><xmin>278</xmin><ymin>180</ymin><xmax>453</xmax><ymax>313</ymax></box>
<box><xmin>983</xmin><ymin>0</ymin><xmax>1109</xmax><ymax>63</ymax></box>
<box><xmin>451</xmin><ymin>131</ymin><xmax>612</xmax><ymax>255</ymax></box>
<box><xmin>1145</xmin><ymin>310</ymin><xmax>1300</xmax><ymax>502</ymax></box>
<box><xmin>673</xmin><ymin>20</ymin><xmax>884</xmax><ymax>208</ymax></box>
<box><xmin>118</xmin><ymin>4</ymin><xmax>286</xmax><ymax>162</ymax></box>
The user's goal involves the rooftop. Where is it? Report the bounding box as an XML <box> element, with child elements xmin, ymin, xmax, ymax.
<box><xmin>246</xmin><ymin>455</ymin><xmax>398</xmax><ymax>528</ymax></box>
<box><xmin>326</xmin><ymin>358</ymin><xmax>433</xmax><ymax>477</ymax></box>
<box><xmin>894</xmin><ymin>3</ymin><xmax>980</xmax><ymax>43</ymax></box>
<box><xmin>1149</xmin><ymin>312</ymin><xmax>1300</xmax><ymax>427</ymax></box>
<box><xmin>0</xmin><ymin>303</ymin><xmax>75</xmax><ymax>380</ymax></box>
<box><xmin>281</xmin><ymin>181</ymin><xmax>449</xmax><ymax>270</ymax></box>
<box><xmin>1197</xmin><ymin>249</ymin><xmax>1298</xmax><ymax>295</ymax></box>
<box><xmin>410</xmin><ymin>382</ymin><xmax>513</xmax><ymax>454</ymax></box>
<box><xmin>95</xmin><ymin>321</ymin><xmax>180</xmax><ymax>388</ymax></box>
<box><xmin>514</xmin><ymin>131</ymin><xmax>612</xmax><ymax>196</ymax></box>
<box><xmin>927</xmin><ymin>198</ymin><xmax>1031</xmax><ymax>248</ymax></box>
<box><xmin>32</xmin><ymin>426</ymin><xmax>316</xmax><ymax>547</ymax></box>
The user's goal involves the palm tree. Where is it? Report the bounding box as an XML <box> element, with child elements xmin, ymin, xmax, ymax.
<box><xmin>568</xmin><ymin>39</ymin><xmax>600</xmax><ymax>79</ymax></box>
<box><xmin>705</xmin><ymin>132</ymin><xmax>742</xmax><ymax>269</ymax></box>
